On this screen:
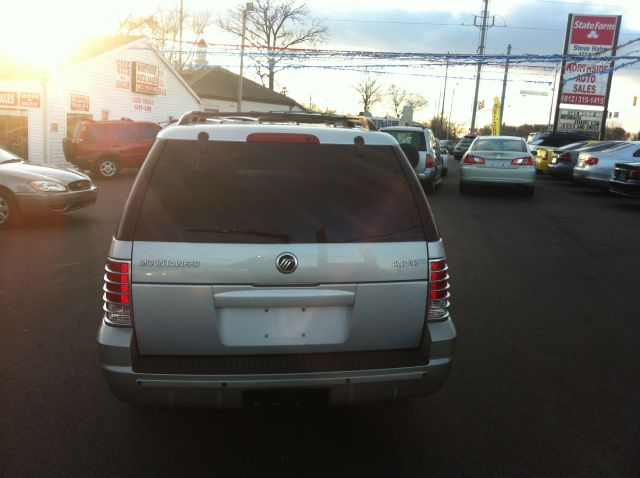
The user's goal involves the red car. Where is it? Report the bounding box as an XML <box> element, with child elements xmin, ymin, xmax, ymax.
<box><xmin>63</xmin><ymin>119</ymin><xmax>161</xmax><ymax>179</ymax></box>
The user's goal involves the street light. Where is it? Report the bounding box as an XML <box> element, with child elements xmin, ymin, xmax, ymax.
<box><xmin>237</xmin><ymin>2</ymin><xmax>254</xmax><ymax>112</ymax></box>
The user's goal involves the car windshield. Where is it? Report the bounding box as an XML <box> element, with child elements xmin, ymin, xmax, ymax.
<box><xmin>556</xmin><ymin>141</ymin><xmax>589</xmax><ymax>151</ymax></box>
<box><xmin>470</xmin><ymin>138</ymin><xmax>527</xmax><ymax>152</ymax></box>
<box><xmin>579</xmin><ymin>142</ymin><xmax>625</xmax><ymax>152</ymax></box>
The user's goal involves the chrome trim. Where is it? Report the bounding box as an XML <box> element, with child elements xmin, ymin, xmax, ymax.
<box><xmin>275</xmin><ymin>252</ymin><xmax>298</xmax><ymax>274</ymax></box>
<box><xmin>103</xmin><ymin>258</ymin><xmax>132</xmax><ymax>327</ymax></box>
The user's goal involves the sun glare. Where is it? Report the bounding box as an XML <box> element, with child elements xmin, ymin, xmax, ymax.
<box><xmin>2</xmin><ymin>1</ymin><xmax>118</xmax><ymax>69</ymax></box>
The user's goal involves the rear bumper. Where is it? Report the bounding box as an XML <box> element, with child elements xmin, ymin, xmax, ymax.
<box><xmin>460</xmin><ymin>167</ymin><xmax>535</xmax><ymax>186</ymax></box>
<box><xmin>535</xmin><ymin>157</ymin><xmax>549</xmax><ymax>172</ymax></box>
<box><xmin>15</xmin><ymin>187</ymin><xmax>98</xmax><ymax>214</ymax></box>
<box><xmin>572</xmin><ymin>168</ymin><xmax>607</xmax><ymax>188</ymax></box>
<box><xmin>97</xmin><ymin>318</ymin><xmax>456</xmax><ymax>408</ymax></box>
<box><xmin>547</xmin><ymin>162</ymin><xmax>574</xmax><ymax>178</ymax></box>
<box><xmin>416</xmin><ymin>168</ymin><xmax>436</xmax><ymax>182</ymax></box>
<box><xmin>608</xmin><ymin>180</ymin><xmax>640</xmax><ymax>198</ymax></box>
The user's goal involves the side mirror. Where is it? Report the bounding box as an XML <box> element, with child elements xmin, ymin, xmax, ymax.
<box><xmin>400</xmin><ymin>143</ymin><xmax>419</xmax><ymax>168</ymax></box>
<box><xmin>440</xmin><ymin>147</ymin><xmax>448</xmax><ymax>154</ymax></box>
<box><xmin>529</xmin><ymin>149</ymin><xmax>538</xmax><ymax>156</ymax></box>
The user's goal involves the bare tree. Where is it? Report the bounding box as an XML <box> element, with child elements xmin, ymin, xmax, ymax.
<box><xmin>406</xmin><ymin>93</ymin><xmax>428</xmax><ymax>113</ymax></box>
<box><xmin>218</xmin><ymin>0</ymin><xmax>328</xmax><ymax>90</ymax></box>
<box><xmin>387</xmin><ymin>84</ymin><xmax>408</xmax><ymax>118</ymax></box>
<box><xmin>119</xmin><ymin>7</ymin><xmax>211</xmax><ymax>69</ymax></box>
<box><xmin>355</xmin><ymin>76</ymin><xmax>384</xmax><ymax>114</ymax></box>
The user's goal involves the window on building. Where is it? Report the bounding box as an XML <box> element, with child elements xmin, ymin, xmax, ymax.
<box><xmin>0</xmin><ymin>109</ymin><xmax>28</xmax><ymax>159</ymax></box>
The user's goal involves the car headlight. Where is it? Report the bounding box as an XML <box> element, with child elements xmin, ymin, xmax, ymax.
<box><xmin>29</xmin><ymin>181</ymin><xmax>68</xmax><ymax>192</ymax></box>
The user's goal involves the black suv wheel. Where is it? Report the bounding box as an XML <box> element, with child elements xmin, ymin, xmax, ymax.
<box><xmin>96</xmin><ymin>157</ymin><xmax>120</xmax><ymax>179</ymax></box>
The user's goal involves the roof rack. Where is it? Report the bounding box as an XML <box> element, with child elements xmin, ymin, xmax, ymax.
<box><xmin>176</xmin><ymin>111</ymin><xmax>378</xmax><ymax>131</ymax></box>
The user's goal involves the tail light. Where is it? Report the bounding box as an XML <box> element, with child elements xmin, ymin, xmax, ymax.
<box><xmin>584</xmin><ymin>157</ymin><xmax>599</xmax><ymax>166</ymax></box>
<box><xmin>246</xmin><ymin>133</ymin><xmax>320</xmax><ymax>144</ymax></box>
<box><xmin>103</xmin><ymin>258</ymin><xmax>132</xmax><ymax>326</ymax></box>
<box><xmin>425</xmin><ymin>153</ymin><xmax>434</xmax><ymax>168</ymax></box>
<box><xmin>463</xmin><ymin>154</ymin><xmax>485</xmax><ymax>165</ymax></box>
<box><xmin>558</xmin><ymin>152</ymin><xmax>572</xmax><ymax>162</ymax></box>
<box><xmin>630</xmin><ymin>170</ymin><xmax>640</xmax><ymax>180</ymax></box>
<box><xmin>428</xmin><ymin>259</ymin><xmax>450</xmax><ymax>321</ymax></box>
<box><xmin>511</xmin><ymin>157</ymin><xmax>534</xmax><ymax>166</ymax></box>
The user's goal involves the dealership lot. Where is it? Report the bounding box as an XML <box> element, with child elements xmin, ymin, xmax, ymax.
<box><xmin>1</xmin><ymin>163</ymin><xmax>639</xmax><ymax>477</ymax></box>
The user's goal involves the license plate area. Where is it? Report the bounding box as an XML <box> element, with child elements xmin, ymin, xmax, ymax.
<box><xmin>243</xmin><ymin>388</ymin><xmax>330</xmax><ymax>408</ymax></box>
<box><xmin>217</xmin><ymin>306</ymin><xmax>350</xmax><ymax>346</ymax></box>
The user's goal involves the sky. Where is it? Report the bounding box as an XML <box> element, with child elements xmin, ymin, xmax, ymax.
<box><xmin>2</xmin><ymin>0</ymin><xmax>639</xmax><ymax>133</ymax></box>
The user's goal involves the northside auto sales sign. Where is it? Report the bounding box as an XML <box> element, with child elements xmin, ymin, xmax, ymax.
<box><xmin>560</xmin><ymin>15</ymin><xmax>619</xmax><ymax>107</ymax></box>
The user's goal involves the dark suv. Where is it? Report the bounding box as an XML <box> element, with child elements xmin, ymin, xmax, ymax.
<box><xmin>528</xmin><ymin>131</ymin><xmax>594</xmax><ymax>148</ymax></box>
<box><xmin>63</xmin><ymin>119</ymin><xmax>161</xmax><ymax>179</ymax></box>
<box><xmin>453</xmin><ymin>135</ymin><xmax>477</xmax><ymax>160</ymax></box>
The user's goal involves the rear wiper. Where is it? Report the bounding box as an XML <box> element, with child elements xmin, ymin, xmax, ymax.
<box><xmin>186</xmin><ymin>227</ymin><xmax>291</xmax><ymax>242</ymax></box>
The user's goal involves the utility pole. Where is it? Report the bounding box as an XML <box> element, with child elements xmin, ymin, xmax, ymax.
<box><xmin>237</xmin><ymin>2</ymin><xmax>254</xmax><ymax>112</ymax></box>
<box><xmin>178</xmin><ymin>0</ymin><xmax>184</xmax><ymax>69</ymax></box>
<box><xmin>470</xmin><ymin>0</ymin><xmax>494</xmax><ymax>132</ymax></box>
<box><xmin>499</xmin><ymin>44</ymin><xmax>511</xmax><ymax>128</ymax></box>
<box><xmin>547</xmin><ymin>62</ymin><xmax>560</xmax><ymax>128</ymax></box>
<box><xmin>440</xmin><ymin>52</ymin><xmax>450</xmax><ymax>123</ymax></box>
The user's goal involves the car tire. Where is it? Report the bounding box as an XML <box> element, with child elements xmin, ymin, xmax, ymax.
<box><xmin>96</xmin><ymin>157</ymin><xmax>120</xmax><ymax>179</ymax></box>
<box><xmin>524</xmin><ymin>185</ymin><xmax>535</xmax><ymax>196</ymax></box>
<box><xmin>0</xmin><ymin>188</ymin><xmax>18</xmax><ymax>229</ymax></box>
<box><xmin>425</xmin><ymin>173</ymin><xmax>437</xmax><ymax>195</ymax></box>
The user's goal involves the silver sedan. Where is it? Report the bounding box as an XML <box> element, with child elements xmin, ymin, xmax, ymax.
<box><xmin>0</xmin><ymin>147</ymin><xmax>98</xmax><ymax>229</ymax></box>
<box><xmin>573</xmin><ymin>141</ymin><xmax>640</xmax><ymax>189</ymax></box>
<box><xmin>459</xmin><ymin>136</ymin><xmax>537</xmax><ymax>195</ymax></box>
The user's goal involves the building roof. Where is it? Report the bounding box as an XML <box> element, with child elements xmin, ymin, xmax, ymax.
<box><xmin>60</xmin><ymin>35</ymin><xmax>144</xmax><ymax>68</ymax></box>
<box><xmin>180</xmin><ymin>67</ymin><xmax>305</xmax><ymax>109</ymax></box>
<box><xmin>0</xmin><ymin>55</ymin><xmax>48</xmax><ymax>80</ymax></box>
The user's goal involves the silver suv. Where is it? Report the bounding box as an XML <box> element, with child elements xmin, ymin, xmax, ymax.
<box><xmin>380</xmin><ymin>126</ymin><xmax>444</xmax><ymax>194</ymax></box>
<box><xmin>98</xmin><ymin>112</ymin><xmax>456</xmax><ymax>408</ymax></box>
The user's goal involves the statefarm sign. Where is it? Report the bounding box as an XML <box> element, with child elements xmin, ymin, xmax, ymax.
<box><xmin>560</xmin><ymin>15</ymin><xmax>619</xmax><ymax>107</ymax></box>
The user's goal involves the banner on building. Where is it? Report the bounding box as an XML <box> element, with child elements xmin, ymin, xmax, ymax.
<box><xmin>70</xmin><ymin>94</ymin><xmax>90</xmax><ymax>112</ymax></box>
<box><xmin>132</xmin><ymin>62</ymin><xmax>160</xmax><ymax>95</ymax></box>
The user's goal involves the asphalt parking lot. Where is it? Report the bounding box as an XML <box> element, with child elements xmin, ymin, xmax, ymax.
<box><xmin>1</xmin><ymin>162</ymin><xmax>639</xmax><ymax>477</ymax></box>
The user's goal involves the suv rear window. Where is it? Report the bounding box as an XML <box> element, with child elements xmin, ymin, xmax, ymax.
<box><xmin>382</xmin><ymin>131</ymin><xmax>426</xmax><ymax>151</ymax></box>
<box><xmin>80</xmin><ymin>124</ymin><xmax>108</xmax><ymax>141</ymax></box>
<box><xmin>133</xmin><ymin>140</ymin><xmax>425</xmax><ymax>244</ymax></box>
<box><xmin>471</xmin><ymin>138</ymin><xmax>527</xmax><ymax>152</ymax></box>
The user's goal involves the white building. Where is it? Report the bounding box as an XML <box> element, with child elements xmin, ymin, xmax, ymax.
<box><xmin>0</xmin><ymin>36</ymin><xmax>202</xmax><ymax>164</ymax></box>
